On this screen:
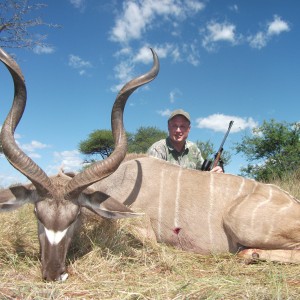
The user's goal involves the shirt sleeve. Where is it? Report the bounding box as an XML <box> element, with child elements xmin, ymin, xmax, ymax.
<box><xmin>195</xmin><ymin>146</ymin><xmax>205</xmax><ymax>170</ymax></box>
<box><xmin>147</xmin><ymin>141</ymin><xmax>167</xmax><ymax>160</ymax></box>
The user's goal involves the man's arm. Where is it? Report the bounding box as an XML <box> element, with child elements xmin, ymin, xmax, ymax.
<box><xmin>147</xmin><ymin>140</ymin><xmax>168</xmax><ymax>160</ymax></box>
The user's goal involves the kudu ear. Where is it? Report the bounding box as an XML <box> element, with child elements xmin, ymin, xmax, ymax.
<box><xmin>0</xmin><ymin>185</ymin><xmax>36</xmax><ymax>211</ymax></box>
<box><xmin>78</xmin><ymin>191</ymin><xmax>144</xmax><ymax>219</ymax></box>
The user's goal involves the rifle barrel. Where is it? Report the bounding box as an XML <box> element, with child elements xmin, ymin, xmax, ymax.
<box><xmin>218</xmin><ymin>120</ymin><xmax>234</xmax><ymax>151</ymax></box>
<box><xmin>213</xmin><ymin>120</ymin><xmax>234</xmax><ymax>169</ymax></box>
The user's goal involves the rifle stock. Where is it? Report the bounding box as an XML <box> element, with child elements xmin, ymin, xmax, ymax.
<box><xmin>212</xmin><ymin>150</ymin><xmax>223</xmax><ymax>169</ymax></box>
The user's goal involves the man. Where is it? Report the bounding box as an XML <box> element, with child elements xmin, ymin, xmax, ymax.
<box><xmin>147</xmin><ymin>109</ymin><xmax>223</xmax><ymax>173</ymax></box>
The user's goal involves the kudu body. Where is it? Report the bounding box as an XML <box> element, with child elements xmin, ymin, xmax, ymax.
<box><xmin>0</xmin><ymin>47</ymin><xmax>159</xmax><ymax>281</ymax></box>
<box><xmin>93</xmin><ymin>155</ymin><xmax>300</xmax><ymax>263</ymax></box>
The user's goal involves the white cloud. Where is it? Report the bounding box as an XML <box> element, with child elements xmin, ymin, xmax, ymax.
<box><xmin>28</xmin><ymin>152</ymin><xmax>42</xmax><ymax>159</ymax></box>
<box><xmin>111</xmin><ymin>1</ymin><xmax>145</xmax><ymax>43</ymax></box>
<box><xmin>229</xmin><ymin>4</ymin><xmax>238</xmax><ymax>12</ymax></box>
<box><xmin>79</xmin><ymin>70</ymin><xmax>86</xmax><ymax>76</ymax></box>
<box><xmin>53</xmin><ymin>150</ymin><xmax>84</xmax><ymax>173</ymax></box>
<box><xmin>183</xmin><ymin>42</ymin><xmax>200</xmax><ymax>66</ymax></box>
<box><xmin>186</xmin><ymin>0</ymin><xmax>205</xmax><ymax>12</ymax></box>
<box><xmin>14</xmin><ymin>132</ymin><xmax>21</xmax><ymax>139</ymax></box>
<box><xmin>248</xmin><ymin>15</ymin><xmax>290</xmax><ymax>49</ymax></box>
<box><xmin>0</xmin><ymin>140</ymin><xmax>50</xmax><ymax>186</ymax></box>
<box><xmin>110</xmin><ymin>60</ymin><xmax>135</xmax><ymax>93</ymax></box>
<box><xmin>111</xmin><ymin>44</ymin><xmax>171</xmax><ymax>92</ymax></box>
<box><xmin>133</xmin><ymin>44</ymin><xmax>174</xmax><ymax>64</ymax></box>
<box><xmin>0</xmin><ymin>171</ymin><xmax>27</xmax><ymax>187</ymax></box>
<box><xmin>111</xmin><ymin>44</ymin><xmax>177</xmax><ymax>92</ymax></box>
<box><xmin>33</xmin><ymin>45</ymin><xmax>55</xmax><ymax>55</ymax></box>
<box><xmin>267</xmin><ymin>15</ymin><xmax>290</xmax><ymax>36</ymax></box>
<box><xmin>21</xmin><ymin>140</ymin><xmax>49</xmax><ymax>152</ymax></box>
<box><xmin>158</xmin><ymin>108</ymin><xmax>172</xmax><ymax>117</ymax></box>
<box><xmin>115</xmin><ymin>60</ymin><xmax>134</xmax><ymax>81</ymax></box>
<box><xmin>195</xmin><ymin>114</ymin><xmax>258</xmax><ymax>133</ymax></box>
<box><xmin>207</xmin><ymin>22</ymin><xmax>236</xmax><ymax>42</ymax></box>
<box><xmin>14</xmin><ymin>140</ymin><xmax>51</xmax><ymax>160</ymax></box>
<box><xmin>170</xmin><ymin>46</ymin><xmax>180</xmax><ymax>62</ymax></box>
<box><xmin>202</xmin><ymin>21</ymin><xmax>237</xmax><ymax>51</ymax></box>
<box><xmin>133</xmin><ymin>46</ymin><xmax>154</xmax><ymax>64</ymax></box>
<box><xmin>69</xmin><ymin>0</ymin><xmax>86</xmax><ymax>11</ymax></box>
<box><xmin>114</xmin><ymin>47</ymin><xmax>133</xmax><ymax>57</ymax></box>
<box><xmin>248</xmin><ymin>31</ymin><xmax>267</xmax><ymax>49</ymax></box>
<box><xmin>0</xmin><ymin>147</ymin><xmax>85</xmax><ymax>186</ymax></box>
<box><xmin>150</xmin><ymin>44</ymin><xmax>173</xmax><ymax>60</ymax></box>
<box><xmin>110</xmin><ymin>0</ymin><xmax>205</xmax><ymax>44</ymax></box>
<box><xmin>68</xmin><ymin>54</ymin><xmax>92</xmax><ymax>69</ymax></box>
<box><xmin>169</xmin><ymin>88</ymin><xmax>182</xmax><ymax>103</ymax></box>
<box><xmin>68</xmin><ymin>54</ymin><xmax>92</xmax><ymax>75</ymax></box>
<box><xmin>111</xmin><ymin>42</ymin><xmax>198</xmax><ymax>92</ymax></box>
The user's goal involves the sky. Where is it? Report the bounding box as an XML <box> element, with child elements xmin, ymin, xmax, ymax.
<box><xmin>0</xmin><ymin>0</ymin><xmax>299</xmax><ymax>187</ymax></box>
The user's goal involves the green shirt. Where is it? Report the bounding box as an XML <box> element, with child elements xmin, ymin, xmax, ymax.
<box><xmin>147</xmin><ymin>137</ymin><xmax>204</xmax><ymax>170</ymax></box>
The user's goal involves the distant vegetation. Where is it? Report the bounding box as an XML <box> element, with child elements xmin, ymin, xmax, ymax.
<box><xmin>235</xmin><ymin>119</ymin><xmax>300</xmax><ymax>181</ymax></box>
<box><xmin>79</xmin><ymin>126</ymin><xmax>232</xmax><ymax>168</ymax></box>
<box><xmin>79</xmin><ymin>126</ymin><xmax>168</xmax><ymax>162</ymax></box>
<box><xmin>79</xmin><ymin>119</ymin><xmax>300</xmax><ymax>179</ymax></box>
<box><xmin>0</xmin><ymin>168</ymin><xmax>299</xmax><ymax>299</ymax></box>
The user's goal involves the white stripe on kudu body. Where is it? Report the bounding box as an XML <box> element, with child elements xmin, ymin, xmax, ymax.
<box><xmin>236</xmin><ymin>177</ymin><xmax>245</xmax><ymax>199</ymax></box>
<box><xmin>250</xmin><ymin>184</ymin><xmax>271</xmax><ymax>229</ymax></box>
<box><xmin>208</xmin><ymin>172</ymin><xmax>214</xmax><ymax>246</ymax></box>
<box><xmin>45</xmin><ymin>227</ymin><xmax>68</xmax><ymax>245</ymax></box>
<box><xmin>157</xmin><ymin>168</ymin><xmax>166</xmax><ymax>239</ymax></box>
<box><xmin>174</xmin><ymin>168</ymin><xmax>182</xmax><ymax>228</ymax></box>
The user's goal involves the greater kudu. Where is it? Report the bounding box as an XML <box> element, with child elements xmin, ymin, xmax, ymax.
<box><xmin>92</xmin><ymin>155</ymin><xmax>300</xmax><ymax>264</ymax></box>
<box><xmin>0</xmin><ymin>47</ymin><xmax>159</xmax><ymax>281</ymax></box>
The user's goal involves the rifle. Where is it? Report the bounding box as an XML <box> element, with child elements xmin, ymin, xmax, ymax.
<box><xmin>201</xmin><ymin>120</ymin><xmax>234</xmax><ymax>172</ymax></box>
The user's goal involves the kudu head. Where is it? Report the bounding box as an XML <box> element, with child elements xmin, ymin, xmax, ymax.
<box><xmin>0</xmin><ymin>47</ymin><xmax>159</xmax><ymax>281</ymax></box>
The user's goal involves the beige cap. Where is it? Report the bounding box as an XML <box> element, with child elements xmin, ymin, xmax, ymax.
<box><xmin>168</xmin><ymin>109</ymin><xmax>191</xmax><ymax>122</ymax></box>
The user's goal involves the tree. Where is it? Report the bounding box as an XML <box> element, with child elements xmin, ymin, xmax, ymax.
<box><xmin>0</xmin><ymin>0</ymin><xmax>59</xmax><ymax>153</ymax></box>
<box><xmin>0</xmin><ymin>0</ymin><xmax>59</xmax><ymax>49</ymax></box>
<box><xmin>128</xmin><ymin>126</ymin><xmax>167</xmax><ymax>153</ymax></box>
<box><xmin>79</xmin><ymin>130</ymin><xmax>115</xmax><ymax>162</ymax></box>
<box><xmin>235</xmin><ymin>119</ymin><xmax>300</xmax><ymax>181</ymax></box>
<box><xmin>79</xmin><ymin>126</ymin><xmax>167</xmax><ymax>163</ymax></box>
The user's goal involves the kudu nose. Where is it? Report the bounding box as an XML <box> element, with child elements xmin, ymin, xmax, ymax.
<box><xmin>43</xmin><ymin>271</ymin><xmax>69</xmax><ymax>282</ymax></box>
<box><xmin>43</xmin><ymin>265</ymin><xmax>68</xmax><ymax>282</ymax></box>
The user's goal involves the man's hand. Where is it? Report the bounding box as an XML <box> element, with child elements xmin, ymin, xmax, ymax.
<box><xmin>211</xmin><ymin>166</ymin><xmax>223</xmax><ymax>173</ymax></box>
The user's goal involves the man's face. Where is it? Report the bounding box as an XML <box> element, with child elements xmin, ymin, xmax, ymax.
<box><xmin>168</xmin><ymin>115</ymin><xmax>191</xmax><ymax>144</ymax></box>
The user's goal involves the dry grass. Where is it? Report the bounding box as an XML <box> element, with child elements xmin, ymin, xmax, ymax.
<box><xmin>0</xmin><ymin>174</ymin><xmax>300</xmax><ymax>299</ymax></box>
<box><xmin>271</xmin><ymin>169</ymin><xmax>300</xmax><ymax>202</ymax></box>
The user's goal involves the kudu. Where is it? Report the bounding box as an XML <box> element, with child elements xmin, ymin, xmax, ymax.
<box><xmin>92</xmin><ymin>155</ymin><xmax>300</xmax><ymax>264</ymax></box>
<box><xmin>0</xmin><ymin>47</ymin><xmax>159</xmax><ymax>281</ymax></box>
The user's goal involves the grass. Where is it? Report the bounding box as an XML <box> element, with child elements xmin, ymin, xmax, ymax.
<box><xmin>0</xmin><ymin>173</ymin><xmax>300</xmax><ymax>299</ymax></box>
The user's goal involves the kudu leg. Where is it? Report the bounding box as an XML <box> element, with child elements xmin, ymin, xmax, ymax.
<box><xmin>223</xmin><ymin>193</ymin><xmax>300</xmax><ymax>264</ymax></box>
<box><xmin>238</xmin><ymin>248</ymin><xmax>300</xmax><ymax>264</ymax></box>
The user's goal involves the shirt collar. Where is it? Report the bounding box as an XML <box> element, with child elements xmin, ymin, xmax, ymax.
<box><xmin>166</xmin><ymin>137</ymin><xmax>188</xmax><ymax>154</ymax></box>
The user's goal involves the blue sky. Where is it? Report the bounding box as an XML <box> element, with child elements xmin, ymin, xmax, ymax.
<box><xmin>0</xmin><ymin>0</ymin><xmax>299</xmax><ymax>187</ymax></box>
